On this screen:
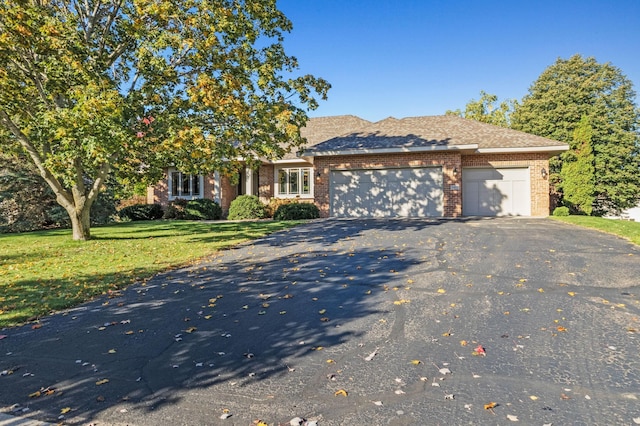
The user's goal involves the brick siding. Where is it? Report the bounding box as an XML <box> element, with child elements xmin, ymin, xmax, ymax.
<box><xmin>258</xmin><ymin>164</ymin><xmax>275</xmax><ymax>202</ymax></box>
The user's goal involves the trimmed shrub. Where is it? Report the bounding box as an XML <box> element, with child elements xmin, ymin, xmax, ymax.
<box><xmin>274</xmin><ymin>202</ymin><xmax>320</xmax><ymax>220</ymax></box>
<box><xmin>228</xmin><ymin>195</ymin><xmax>267</xmax><ymax>220</ymax></box>
<box><xmin>184</xmin><ymin>198</ymin><xmax>222</xmax><ymax>220</ymax></box>
<box><xmin>552</xmin><ymin>206</ymin><xmax>570</xmax><ymax>217</ymax></box>
<box><xmin>118</xmin><ymin>203</ymin><xmax>164</xmax><ymax>221</ymax></box>
<box><xmin>163</xmin><ymin>198</ymin><xmax>189</xmax><ymax>219</ymax></box>
<box><xmin>265</xmin><ymin>197</ymin><xmax>295</xmax><ymax>218</ymax></box>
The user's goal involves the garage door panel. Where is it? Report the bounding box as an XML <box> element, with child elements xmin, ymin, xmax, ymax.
<box><xmin>463</xmin><ymin>167</ymin><xmax>530</xmax><ymax>216</ymax></box>
<box><xmin>330</xmin><ymin>168</ymin><xmax>443</xmax><ymax>218</ymax></box>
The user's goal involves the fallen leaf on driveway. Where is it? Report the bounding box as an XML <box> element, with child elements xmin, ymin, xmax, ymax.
<box><xmin>473</xmin><ymin>345</ymin><xmax>486</xmax><ymax>356</ymax></box>
<box><xmin>506</xmin><ymin>414</ymin><xmax>519</xmax><ymax>421</ymax></box>
<box><xmin>334</xmin><ymin>389</ymin><xmax>348</xmax><ymax>397</ymax></box>
<box><xmin>364</xmin><ymin>349</ymin><xmax>378</xmax><ymax>361</ymax></box>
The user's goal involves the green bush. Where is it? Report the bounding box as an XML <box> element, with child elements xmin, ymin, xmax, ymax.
<box><xmin>265</xmin><ymin>197</ymin><xmax>295</xmax><ymax>218</ymax></box>
<box><xmin>118</xmin><ymin>203</ymin><xmax>164</xmax><ymax>221</ymax></box>
<box><xmin>228</xmin><ymin>195</ymin><xmax>266</xmax><ymax>220</ymax></box>
<box><xmin>184</xmin><ymin>198</ymin><xmax>222</xmax><ymax>220</ymax></box>
<box><xmin>553</xmin><ymin>206</ymin><xmax>570</xmax><ymax>217</ymax></box>
<box><xmin>163</xmin><ymin>198</ymin><xmax>188</xmax><ymax>219</ymax></box>
<box><xmin>274</xmin><ymin>202</ymin><xmax>320</xmax><ymax>220</ymax></box>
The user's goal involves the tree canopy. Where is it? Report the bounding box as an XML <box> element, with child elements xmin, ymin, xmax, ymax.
<box><xmin>511</xmin><ymin>54</ymin><xmax>639</xmax><ymax>214</ymax></box>
<box><xmin>0</xmin><ymin>0</ymin><xmax>329</xmax><ymax>240</ymax></box>
<box><xmin>446</xmin><ymin>91</ymin><xmax>515</xmax><ymax>128</ymax></box>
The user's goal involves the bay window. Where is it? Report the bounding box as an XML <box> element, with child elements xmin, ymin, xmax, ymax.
<box><xmin>277</xmin><ymin>167</ymin><xmax>312</xmax><ymax>197</ymax></box>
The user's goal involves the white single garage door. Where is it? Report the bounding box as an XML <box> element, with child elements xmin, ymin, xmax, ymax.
<box><xmin>330</xmin><ymin>167</ymin><xmax>443</xmax><ymax>218</ymax></box>
<box><xmin>462</xmin><ymin>167</ymin><xmax>531</xmax><ymax>216</ymax></box>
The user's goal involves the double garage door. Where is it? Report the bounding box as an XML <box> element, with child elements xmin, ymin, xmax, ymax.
<box><xmin>330</xmin><ymin>167</ymin><xmax>443</xmax><ymax>218</ymax></box>
<box><xmin>462</xmin><ymin>167</ymin><xmax>531</xmax><ymax>216</ymax></box>
<box><xmin>329</xmin><ymin>166</ymin><xmax>531</xmax><ymax>218</ymax></box>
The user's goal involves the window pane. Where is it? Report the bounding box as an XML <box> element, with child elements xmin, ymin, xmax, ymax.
<box><xmin>279</xmin><ymin>170</ymin><xmax>288</xmax><ymax>194</ymax></box>
<box><xmin>302</xmin><ymin>169</ymin><xmax>310</xmax><ymax>194</ymax></box>
<box><xmin>171</xmin><ymin>171</ymin><xmax>180</xmax><ymax>196</ymax></box>
<box><xmin>192</xmin><ymin>175</ymin><xmax>200</xmax><ymax>196</ymax></box>
<box><xmin>182</xmin><ymin>174</ymin><xmax>191</xmax><ymax>195</ymax></box>
<box><xmin>289</xmin><ymin>169</ymin><xmax>299</xmax><ymax>194</ymax></box>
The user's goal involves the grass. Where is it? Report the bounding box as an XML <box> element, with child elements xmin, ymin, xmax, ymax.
<box><xmin>551</xmin><ymin>215</ymin><xmax>640</xmax><ymax>246</ymax></box>
<box><xmin>0</xmin><ymin>220</ymin><xmax>300</xmax><ymax>328</ymax></box>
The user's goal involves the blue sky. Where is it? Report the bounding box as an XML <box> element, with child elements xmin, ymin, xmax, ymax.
<box><xmin>278</xmin><ymin>0</ymin><xmax>640</xmax><ymax>122</ymax></box>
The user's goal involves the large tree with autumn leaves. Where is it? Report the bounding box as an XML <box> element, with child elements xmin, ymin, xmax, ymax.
<box><xmin>0</xmin><ymin>0</ymin><xmax>329</xmax><ymax>240</ymax></box>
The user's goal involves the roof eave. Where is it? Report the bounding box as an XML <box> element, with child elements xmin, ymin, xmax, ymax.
<box><xmin>265</xmin><ymin>157</ymin><xmax>313</xmax><ymax>165</ymax></box>
<box><xmin>474</xmin><ymin>145</ymin><xmax>570</xmax><ymax>155</ymax></box>
<box><xmin>302</xmin><ymin>144</ymin><xmax>480</xmax><ymax>157</ymax></box>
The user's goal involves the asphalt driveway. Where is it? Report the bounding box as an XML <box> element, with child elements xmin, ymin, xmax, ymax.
<box><xmin>1</xmin><ymin>218</ymin><xmax>639</xmax><ymax>426</ymax></box>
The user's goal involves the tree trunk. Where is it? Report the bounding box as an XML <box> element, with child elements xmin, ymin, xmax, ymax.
<box><xmin>68</xmin><ymin>204</ymin><xmax>92</xmax><ymax>241</ymax></box>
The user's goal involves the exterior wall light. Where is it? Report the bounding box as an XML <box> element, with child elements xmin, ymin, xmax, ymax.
<box><xmin>453</xmin><ymin>167</ymin><xmax>458</xmax><ymax>176</ymax></box>
<box><xmin>541</xmin><ymin>167</ymin><xmax>547</xmax><ymax>179</ymax></box>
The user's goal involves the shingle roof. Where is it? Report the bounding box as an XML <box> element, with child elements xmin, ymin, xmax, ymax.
<box><xmin>280</xmin><ymin>115</ymin><xmax>371</xmax><ymax>160</ymax></box>
<box><xmin>302</xmin><ymin>115</ymin><xmax>568</xmax><ymax>155</ymax></box>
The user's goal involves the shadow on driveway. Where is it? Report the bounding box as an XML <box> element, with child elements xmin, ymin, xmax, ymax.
<box><xmin>1</xmin><ymin>218</ymin><xmax>639</xmax><ymax>425</ymax></box>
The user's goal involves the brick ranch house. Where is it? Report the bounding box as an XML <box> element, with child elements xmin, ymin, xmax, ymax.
<box><xmin>147</xmin><ymin>115</ymin><xmax>569</xmax><ymax>218</ymax></box>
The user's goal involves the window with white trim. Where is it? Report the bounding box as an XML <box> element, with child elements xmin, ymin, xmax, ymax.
<box><xmin>168</xmin><ymin>169</ymin><xmax>203</xmax><ymax>199</ymax></box>
<box><xmin>277</xmin><ymin>167</ymin><xmax>312</xmax><ymax>197</ymax></box>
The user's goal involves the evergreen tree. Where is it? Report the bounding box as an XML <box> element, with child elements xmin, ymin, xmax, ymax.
<box><xmin>559</xmin><ymin>116</ymin><xmax>596</xmax><ymax>215</ymax></box>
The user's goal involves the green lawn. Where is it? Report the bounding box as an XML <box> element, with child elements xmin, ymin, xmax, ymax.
<box><xmin>0</xmin><ymin>220</ymin><xmax>300</xmax><ymax>328</ymax></box>
<box><xmin>551</xmin><ymin>215</ymin><xmax>640</xmax><ymax>246</ymax></box>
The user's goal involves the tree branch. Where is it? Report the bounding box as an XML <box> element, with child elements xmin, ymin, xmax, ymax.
<box><xmin>99</xmin><ymin>0</ymin><xmax>124</xmax><ymax>57</ymax></box>
<box><xmin>0</xmin><ymin>109</ymin><xmax>73</xmax><ymax>208</ymax></box>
